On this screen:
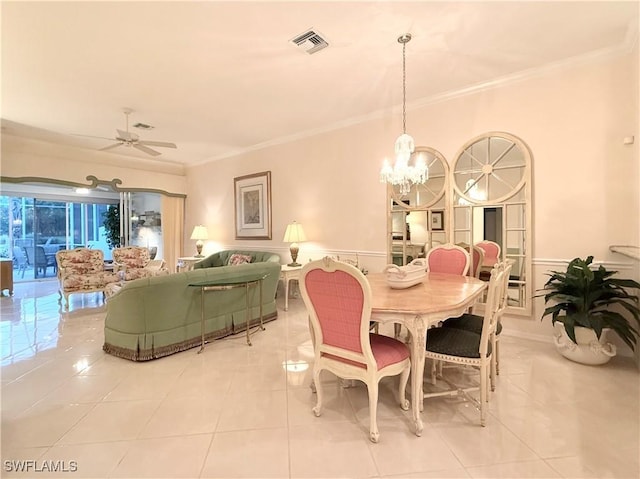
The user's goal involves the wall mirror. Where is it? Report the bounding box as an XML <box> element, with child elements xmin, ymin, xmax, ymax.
<box><xmin>386</xmin><ymin>132</ymin><xmax>532</xmax><ymax>314</ymax></box>
<box><xmin>451</xmin><ymin>131</ymin><xmax>532</xmax><ymax>314</ymax></box>
<box><xmin>387</xmin><ymin>146</ymin><xmax>450</xmax><ymax>266</ymax></box>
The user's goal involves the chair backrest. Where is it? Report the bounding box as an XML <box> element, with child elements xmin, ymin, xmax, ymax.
<box><xmin>478</xmin><ymin>266</ymin><xmax>506</xmax><ymax>357</ymax></box>
<box><xmin>467</xmin><ymin>245</ymin><xmax>485</xmax><ymax>278</ymax></box>
<box><xmin>13</xmin><ymin>246</ymin><xmax>28</xmax><ymax>265</ymax></box>
<box><xmin>496</xmin><ymin>259</ymin><xmax>514</xmax><ymax>312</ymax></box>
<box><xmin>425</xmin><ymin>244</ymin><xmax>470</xmax><ymax>275</ymax></box>
<box><xmin>476</xmin><ymin>241</ymin><xmax>501</xmax><ymax>266</ymax></box>
<box><xmin>112</xmin><ymin>246</ymin><xmax>151</xmax><ymax>269</ymax></box>
<box><xmin>35</xmin><ymin>246</ymin><xmax>48</xmax><ymax>265</ymax></box>
<box><xmin>299</xmin><ymin>257</ymin><xmax>376</xmax><ymax>368</ymax></box>
<box><xmin>56</xmin><ymin>248</ymin><xmax>105</xmax><ymax>276</ymax></box>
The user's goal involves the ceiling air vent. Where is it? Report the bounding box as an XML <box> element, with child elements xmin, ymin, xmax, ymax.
<box><xmin>290</xmin><ymin>29</ymin><xmax>329</xmax><ymax>55</ymax></box>
<box><xmin>133</xmin><ymin>122</ymin><xmax>154</xmax><ymax>130</ymax></box>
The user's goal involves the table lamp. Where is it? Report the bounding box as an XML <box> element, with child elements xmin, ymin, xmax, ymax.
<box><xmin>190</xmin><ymin>225</ymin><xmax>208</xmax><ymax>257</ymax></box>
<box><xmin>283</xmin><ymin>221</ymin><xmax>307</xmax><ymax>267</ymax></box>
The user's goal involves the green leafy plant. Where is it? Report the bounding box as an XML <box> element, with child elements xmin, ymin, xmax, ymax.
<box><xmin>102</xmin><ymin>205</ymin><xmax>120</xmax><ymax>249</ymax></box>
<box><xmin>538</xmin><ymin>256</ymin><xmax>640</xmax><ymax>350</ymax></box>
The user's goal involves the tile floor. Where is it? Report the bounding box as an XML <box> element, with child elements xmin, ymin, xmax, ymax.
<box><xmin>1</xmin><ymin>280</ymin><xmax>639</xmax><ymax>478</ymax></box>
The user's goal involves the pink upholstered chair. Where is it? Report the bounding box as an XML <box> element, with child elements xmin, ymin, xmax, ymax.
<box><xmin>476</xmin><ymin>240</ymin><xmax>501</xmax><ymax>267</ymax></box>
<box><xmin>425</xmin><ymin>244</ymin><xmax>470</xmax><ymax>275</ymax></box>
<box><xmin>467</xmin><ymin>245</ymin><xmax>485</xmax><ymax>278</ymax></box>
<box><xmin>299</xmin><ymin>257</ymin><xmax>411</xmax><ymax>443</ymax></box>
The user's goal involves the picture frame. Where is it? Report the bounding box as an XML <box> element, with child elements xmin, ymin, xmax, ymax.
<box><xmin>431</xmin><ymin>210</ymin><xmax>444</xmax><ymax>231</ymax></box>
<box><xmin>234</xmin><ymin>171</ymin><xmax>272</xmax><ymax>239</ymax></box>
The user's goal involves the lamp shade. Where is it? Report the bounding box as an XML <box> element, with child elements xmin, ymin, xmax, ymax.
<box><xmin>190</xmin><ymin>225</ymin><xmax>209</xmax><ymax>240</ymax></box>
<box><xmin>283</xmin><ymin>222</ymin><xmax>307</xmax><ymax>243</ymax></box>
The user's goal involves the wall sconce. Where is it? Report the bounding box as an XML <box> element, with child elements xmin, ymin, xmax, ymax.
<box><xmin>190</xmin><ymin>225</ymin><xmax>209</xmax><ymax>257</ymax></box>
<box><xmin>283</xmin><ymin>221</ymin><xmax>307</xmax><ymax>267</ymax></box>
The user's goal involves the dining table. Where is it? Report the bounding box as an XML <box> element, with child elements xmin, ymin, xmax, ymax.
<box><xmin>368</xmin><ymin>271</ymin><xmax>487</xmax><ymax>436</ymax></box>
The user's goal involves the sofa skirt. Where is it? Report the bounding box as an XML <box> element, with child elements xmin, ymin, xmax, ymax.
<box><xmin>104</xmin><ymin>309</ymin><xmax>278</xmax><ymax>361</ymax></box>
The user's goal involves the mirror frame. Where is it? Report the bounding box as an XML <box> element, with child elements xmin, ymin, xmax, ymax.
<box><xmin>451</xmin><ymin>131</ymin><xmax>532</xmax><ymax>315</ymax></box>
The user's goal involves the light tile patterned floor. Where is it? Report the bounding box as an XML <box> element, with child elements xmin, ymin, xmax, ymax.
<box><xmin>1</xmin><ymin>281</ymin><xmax>638</xmax><ymax>478</ymax></box>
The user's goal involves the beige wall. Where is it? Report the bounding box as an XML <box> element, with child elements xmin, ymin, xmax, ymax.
<box><xmin>187</xmin><ymin>48</ymin><xmax>639</xmax><ymax>356</ymax></box>
<box><xmin>1</xmin><ymin>135</ymin><xmax>187</xmax><ymax>195</ymax></box>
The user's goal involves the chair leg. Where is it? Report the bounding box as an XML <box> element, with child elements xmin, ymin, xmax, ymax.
<box><xmin>430</xmin><ymin>360</ymin><xmax>437</xmax><ymax>385</ymax></box>
<box><xmin>480</xmin><ymin>364</ymin><xmax>488</xmax><ymax>427</ymax></box>
<box><xmin>398</xmin><ymin>366</ymin><xmax>410</xmax><ymax>411</ymax></box>
<box><xmin>367</xmin><ymin>380</ymin><xmax>380</xmax><ymax>443</ymax></box>
<box><xmin>394</xmin><ymin>323</ymin><xmax>401</xmax><ymax>339</ymax></box>
<box><xmin>490</xmin><ymin>336</ymin><xmax>497</xmax><ymax>392</ymax></box>
<box><xmin>496</xmin><ymin>337</ymin><xmax>501</xmax><ymax>375</ymax></box>
<box><xmin>312</xmin><ymin>368</ymin><xmax>323</xmax><ymax>417</ymax></box>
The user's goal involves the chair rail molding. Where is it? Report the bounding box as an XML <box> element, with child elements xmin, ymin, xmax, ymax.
<box><xmin>533</xmin><ymin>257</ymin><xmax>635</xmax><ymax>272</ymax></box>
<box><xmin>609</xmin><ymin>245</ymin><xmax>640</xmax><ymax>261</ymax></box>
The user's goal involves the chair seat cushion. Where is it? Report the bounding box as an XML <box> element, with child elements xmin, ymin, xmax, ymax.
<box><xmin>441</xmin><ymin>313</ymin><xmax>502</xmax><ymax>335</ymax></box>
<box><xmin>323</xmin><ymin>333</ymin><xmax>409</xmax><ymax>370</ymax></box>
<box><xmin>370</xmin><ymin>333</ymin><xmax>410</xmax><ymax>369</ymax></box>
<box><xmin>426</xmin><ymin>327</ymin><xmax>491</xmax><ymax>358</ymax></box>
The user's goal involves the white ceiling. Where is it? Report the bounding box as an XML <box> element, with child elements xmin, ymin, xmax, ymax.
<box><xmin>2</xmin><ymin>1</ymin><xmax>638</xmax><ymax>167</ymax></box>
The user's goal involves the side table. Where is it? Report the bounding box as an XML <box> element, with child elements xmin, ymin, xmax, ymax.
<box><xmin>177</xmin><ymin>256</ymin><xmax>203</xmax><ymax>273</ymax></box>
<box><xmin>188</xmin><ymin>271</ymin><xmax>268</xmax><ymax>352</ymax></box>
<box><xmin>279</xmin><ymin>265</ymin><xmax>302</xmax><ymax>311</ymax></box>
<box><xmin>0</xmin><ymin>259</ymin><xmax>14</xmax><ymax>296</ymax></box>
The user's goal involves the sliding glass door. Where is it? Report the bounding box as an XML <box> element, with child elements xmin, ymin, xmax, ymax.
<box><xmin>0</xmin><ymin>194</ymin><xmax>117</xmax><ymax>281</ymax></box>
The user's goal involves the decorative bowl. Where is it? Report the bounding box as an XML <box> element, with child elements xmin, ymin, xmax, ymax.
<box><xmin>383</xmin><ymin>260</ymin><xmax>426</xmax><ymax>289</ymax></box>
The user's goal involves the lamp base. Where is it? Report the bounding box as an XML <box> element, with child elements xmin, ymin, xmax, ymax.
<box><xmin>288</xmin><ymin>243</ymin><xmax>301</xmax><ymax>268</ymax></box>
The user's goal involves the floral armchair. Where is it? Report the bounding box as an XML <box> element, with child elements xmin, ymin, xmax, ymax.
<box><xmin>56</xmin><ymin>248</ymin><xmax>120</xmax><ymax>309</ymax></box>
<box><xmin>112</xmin><ymin>246</ymin><xmax>169</xmax><ymax>281</ymax></box>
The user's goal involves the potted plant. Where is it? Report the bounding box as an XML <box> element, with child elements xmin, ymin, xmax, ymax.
<box><xmin>102</xmin><ymin>205</ymin><xmax>120</xmax><ymax>249</ymax></box>
<box><xmin>538</xmin><ymin>256</ymin><xmax>640</xmax><ymax>365</ymax></box>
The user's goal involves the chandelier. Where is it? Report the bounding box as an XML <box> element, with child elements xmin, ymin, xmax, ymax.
<box><xmin>380</xmin><ymin>33</ymin><xmax>428</xmax><ymax>195</ymax></box>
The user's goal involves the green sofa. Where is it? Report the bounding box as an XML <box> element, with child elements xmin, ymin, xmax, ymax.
<box><xmin>103</xmin><ymin>250</ymin><xmax>281</xmax><ymax>361</ymax></box>
<box><xmin>192</xmin><ymin>250</ymin><xmax>281</xmax><ymax>269</ymax></box>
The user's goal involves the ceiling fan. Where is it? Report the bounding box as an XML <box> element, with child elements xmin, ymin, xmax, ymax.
<box><xmin>87</xmin><ymin>109</ymin><xmax>177</xmax><ymax>157</ymax></box>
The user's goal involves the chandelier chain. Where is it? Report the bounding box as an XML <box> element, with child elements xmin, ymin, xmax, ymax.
<box><xmin>402</xmin><ymin>40</ymin><xmax>407</xmax><ymax>135</ymax></box>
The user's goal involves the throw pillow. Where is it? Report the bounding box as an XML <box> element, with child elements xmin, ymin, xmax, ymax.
<box><xmin>228</xmin><ymin>253</ymin><xmax>252</xmax><ymax>266</ymax></box>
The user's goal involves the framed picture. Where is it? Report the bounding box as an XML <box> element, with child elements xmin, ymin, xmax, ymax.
<box><xmin>234</xmin><ymin>171</ymin><xmax>272</xmax><ymax>239</ymax></box>
<box><xmin>431</xmin><ymin>210</ymin><xmax>444</xmax><ymax>231</ymax></box>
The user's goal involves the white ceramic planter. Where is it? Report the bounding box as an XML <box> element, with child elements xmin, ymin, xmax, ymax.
<box><xmin>553</xmin><ymin>323</ymin><xmax>617</xmax><ymax>365</ymax></box>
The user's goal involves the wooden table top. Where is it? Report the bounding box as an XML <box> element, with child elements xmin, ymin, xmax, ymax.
<box><xmin>367</xmin><ymin>272</ymin><xmax>487</xmax><ymax>315</ymax></box>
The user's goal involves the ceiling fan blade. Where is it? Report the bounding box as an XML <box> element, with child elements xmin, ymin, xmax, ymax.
<box><xmin>72</xmin><ymin>133</ymin><xmax>118</xmax><ymax>141</ymax></box>
<box><xmin>99</xmin><ymin>143</ymin><xmax>122</xmax><ymax>151</ymax></box>
<box><xmin>138</xmin><ymin>140</ymin><xmax>177</xmax><ymax>149</ymax></box>
<box><xmin>116</xmin><ymin>129</ymin><xmax>137</xmax><ymax>141</ymax></box>
<box><xmin>133</xmin><ymin>143</ymin><xmax>161</xmax><ymax>156</ymax></box>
